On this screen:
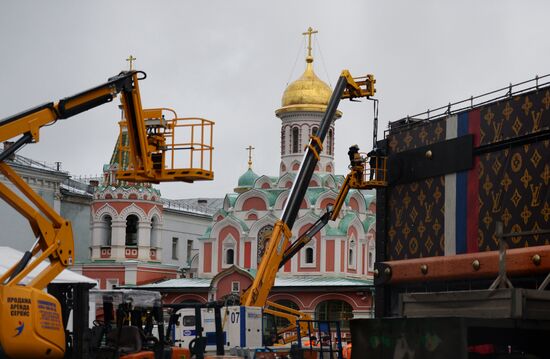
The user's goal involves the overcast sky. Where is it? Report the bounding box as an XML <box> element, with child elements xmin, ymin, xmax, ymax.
<box><xmin>1</xmin><ymin>1</ymin><xmax>549</xmax><ymax>200</ymax></box>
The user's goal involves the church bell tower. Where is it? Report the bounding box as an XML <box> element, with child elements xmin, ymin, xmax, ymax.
<box><xmin>275</xmin><ymin>27</ymin><xmax>341</xmax><ymax>177</ymax></box>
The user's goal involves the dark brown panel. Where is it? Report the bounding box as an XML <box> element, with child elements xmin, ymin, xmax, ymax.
<box><xmin>388</xmin><ymin>135</ymin><xmax>473</xmax><ymax>185</ymax></box>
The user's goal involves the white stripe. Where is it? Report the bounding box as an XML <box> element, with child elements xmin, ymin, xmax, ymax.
<box><xmin>446</xmin><ymin>114</ymin><xmax>458</xmax><ymax>140</ymax></box>
<box><xmin>444</xmin><ymin>115</ymin><xmax>458</xmax><ymax>256</ymax></box>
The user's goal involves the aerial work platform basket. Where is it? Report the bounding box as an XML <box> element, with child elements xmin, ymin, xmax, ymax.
<box><xmin>362</xmin><ymin>154</ymin><xmax>388</xmax><ymax>188</ymax></box>
<box><xmin>347</xmin><ymin>153</ymin><xmax>388</xmax><ymax>190</ymax></box>
<box><xmin>116</xmin><ymin>107</ymin><xmax>214</xmax><ymax>183</ymax></box>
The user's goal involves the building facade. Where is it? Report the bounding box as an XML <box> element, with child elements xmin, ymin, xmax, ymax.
<box><xmin>72</xmin><ymin>160</ymin><xmax>215</xmax><ymax>289</ymax></box>
<box><xmin>0</xmin><ymin>145</ymin><xmax>93</xmax><ymax>263</ymax></box>
<box><xmin>0</xmin><ymin>144</ymin><xmax>215</xmax><ymax>290</ymax></box>
<box><xmin>151</xmin><ymin>31</ymin><xmax>377</xmax><ymax>329</ymax></box>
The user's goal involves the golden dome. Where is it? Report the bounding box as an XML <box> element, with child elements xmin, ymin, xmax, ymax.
<box><xmin>277</xmin><ymin>55</ymin><xmax>332</xmax><ymax>115</ymax></box>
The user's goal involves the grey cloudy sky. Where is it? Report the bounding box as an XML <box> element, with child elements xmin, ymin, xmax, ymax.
<box><xmin>1</xmin><ymin>1</ymin><xmax>549</xmax><ymax>199</ymax></box>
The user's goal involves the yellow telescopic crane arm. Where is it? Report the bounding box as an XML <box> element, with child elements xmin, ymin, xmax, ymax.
<box><xmin>241</xmin><ymin>70</ymin><xmax>375</xmax><ymax>307</ymax></box>
<box><xmin>0</xmin><ymin>71</ymin><xmax>141</xmax><ymax>290</ymax></box>
<box><xmin>240</xmin><ymin>70</ymin><xmax>378</xmax><ymax>341</ymax></box>
<box><xmin>0</xmin><ymin>71</ymin><xmax>214</xmax><ymax>358</ymax></box>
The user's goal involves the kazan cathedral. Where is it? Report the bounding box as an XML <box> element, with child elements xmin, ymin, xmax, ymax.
<box><xmin>143</xmin><ymin>32</ymin><xmax>377</xmax><ymax>328</ymax></box>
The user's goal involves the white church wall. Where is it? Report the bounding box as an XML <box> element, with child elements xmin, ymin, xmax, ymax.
<box><xmin>162</xmin><ymin>209</ymin><xmax>211</xmax><ymax>268</ymax></box>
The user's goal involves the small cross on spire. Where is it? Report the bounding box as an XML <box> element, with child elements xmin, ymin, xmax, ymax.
<box><xmin>126</xmin><ymin>55</ymin><xmax>137</xmax><ymax>70</ymax></box>
<box><xmin>245</xmin><ymin>145</ymin><xmax>255</xmax><ymax>169</ymax></box>
<box><xmin>302</xmin><ymin>26</ymin><xmax>318</xmax><ymax>59</ymax></box>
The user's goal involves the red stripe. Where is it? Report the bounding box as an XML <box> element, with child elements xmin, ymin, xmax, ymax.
<box><xmin>467</xmin><ymin>109</ymin><xmax>480</xmax><ymax>253</ymax></box>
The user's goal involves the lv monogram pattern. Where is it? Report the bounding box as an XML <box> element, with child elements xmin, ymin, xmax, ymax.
<box><xmin>385</xmin><ymin>89</ymin><xmax>549</xmax><ymax>260</ymax></box>
<box><xmin>479</xmin><ymin>90</ymin><xmax>550</xmax><ymax>250</ymax></box>
<box><xmin>387</xmin><ymin>121</ymin><xmax>447</xmax><ymax>260</ymax></box>
<box><xmin>480</xmin><ymin>90</ymin><xmax>550</xmax><ymax>146</ymax></box>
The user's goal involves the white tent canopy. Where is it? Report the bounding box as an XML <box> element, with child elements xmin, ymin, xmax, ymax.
<box><xmin>0</xmin><ymin>246</ymin><xmax>97</xmax><ymax>285</ymax></box>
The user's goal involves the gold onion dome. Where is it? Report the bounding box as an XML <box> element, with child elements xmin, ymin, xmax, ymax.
<box><xmin>277</xmin><ymin>27</ymin><xmax>341</xmax><ymax>117</ymax></box>
<box><xmin>281</xmin><ymin>55</ymin><xmax>331</xmax><ymax>106</ymax></box>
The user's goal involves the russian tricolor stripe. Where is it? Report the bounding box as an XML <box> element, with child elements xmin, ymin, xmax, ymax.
<box><xmin>444</xmin><ymin>110</ymin><xmax>480</xmax><ymax>255</ymax></box>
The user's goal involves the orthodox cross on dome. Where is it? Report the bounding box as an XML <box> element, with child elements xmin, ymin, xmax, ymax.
<box><xmin>126</xmin><ymin>55</ymin><xmax>137</xmax><ymax>70</ymax></box>
<box><xmin>245</xmin><ymin>145</ymin><xmax>255</xmax><ymax>169</ymax></box>
<box><xmin>302</xmin><ymin>26</ymin><xmax>318</xmax><ymax>62</ymax></box>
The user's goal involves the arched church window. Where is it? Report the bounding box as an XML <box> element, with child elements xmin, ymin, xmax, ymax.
<box><xmin>305</xmin><ymin>247</ymin><xmax>314</xmax><ymax>264</ymax></box>
<box><xmin>301</xmin><ymin>235</ymin><xmax>316</xmax><ymax>267</ymax></box>
<box><xmin>281</xmin><ymin>127</ymin><xmax>286</xmax><ymax>155</ymax></box>
<box><xmin>103</xmin><ymin>215</ymin><xmax>112</xmax><ymax>246</ymax></box>
<box><xmin>292</xmin><ymin>127</ymin><xmax>300</xmax><ymax>153</ymax></box>
<box><xmin>257</xmin><ymin>225</ymin><xmax>274</xmax><ymax>264</ymax></box>
<box><xmin>311</xmin><ymin>126</ymin><xmax>318</xmax><ymax>137</ymax></box>
<box><xmin>223</xmin><ymin>235</ymin><xmax>236</xmax><ymax>267</ymax></box>
<box><xmin>348</xmin><ymin>238</ymin><xmax>356</xmax><ymax>268</ymax></box>
<box><xmin>368</xmin><ymin>241</ymin><xmax>375</xmax><ymax>271</ymax></box>
<box><xmin>315</xmin><ymin>300</ymin><xmax>353</xmax><ymax>329</ymax></box>
<box><xmin>125</xmin><ymin>214</ymin><xmax>139</xmax><ymax>246</ymax></box>
<box><xmin>328</xmin><ymin>129</ymin><xmax>333</xmax><ymax>155</ymax></box>
<box><xmin>151</xmin><ymin>216</ymin><xmax>161</xmax><ymax>248</ymax></box>
<box><xmin>226</xmin><ymin>248</ymin><xmax>234</xmax><ymax>265</ymax></box>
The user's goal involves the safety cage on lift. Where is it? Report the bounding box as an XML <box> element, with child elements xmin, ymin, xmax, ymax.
<box><xmin>352</xmin><ymin>152</ymin><xmax>388</xmax><ymax>189</ymax></box>
<box><xmin>365</xmin><ymin>154</ymin><xmax>388</xmax><ymax>187</ymax></box>
<box><xmin>116</xmin><ymin>108</ymin><xmax>214</xmax><ymax>183</ymax></box>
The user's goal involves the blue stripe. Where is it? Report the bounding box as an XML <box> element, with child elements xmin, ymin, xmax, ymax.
<box><xmin>457</xmin><ymin>112</ymin><xmax>469</xmax><ymax>136</ymax></box>
<box><xmin>240</xmin><ymin>306</ymin><xmax>246</xmax><ymax>347</ymax></box>
<box><xmin>456</xmin><ymin>170</ymin><xmax>467</xmax><ymax>254</ymax></box>
<box><xmin>455</xmin><ymin>112</ymin><xmax>469</xmax><ymax>253</ymax></box>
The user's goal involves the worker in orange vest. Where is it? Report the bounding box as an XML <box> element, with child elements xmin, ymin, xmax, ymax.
<box><xmin>304</xmin><ymin>336</ymin><xmax>318</xmax><ymax>348</ymax></box>
<box><xmin>342</xmin><ymin>339</ymin><xmax>352</xmax><ymax>359</ymax></box>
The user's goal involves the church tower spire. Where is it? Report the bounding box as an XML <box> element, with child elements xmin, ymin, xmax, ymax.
<box><xmin>246</xmin><ymin>145</ymin><xmax>255</xmax><ymax>170</ymax></box>
<box><xmin>275</xmin><ymin>27</ymin><xmax>340</xmax><ymax>178</ymax></box>
<box><xmin>234</xmin><ymin>145</ymin><xmax>259</xmax><ymax>193</ymax></box>
<box><xmin>303</xmin><ymin>26</ymin><xmax>317</xmax><ymax>63</ymax></box>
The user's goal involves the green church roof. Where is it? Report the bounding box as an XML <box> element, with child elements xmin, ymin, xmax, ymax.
<box><xmin>230</xmin><ymin>214</ymin><xmax>249</xmax><ymax>232</ymax></box>
<box><xmin>363</xmin><ymin>193</ymin><xmax>375</xmax><ymax>208</ymax></box>
<box><xmin>264</xmin><ymin>189</ymin><xmax>285</xmax><ymax>206</ymax></box>
<box><xmin>305</xmin><ymin>187</ymin><xmax>329</xmax><ymax>205</ymax></box>
<box><xmin>224</xmin><ymin>193</ymin><xmax>238</xmax><ymax>208</ymax></box>
<box><xmin>326</xmin><ymin>224</ymin><xmax>346</xmax><ymax>236</ymax></box>
<box><xmin>198</xmin><ymin>224</ymin><xmax>212</xmax><ymax>240</ymax></box>
<box><xmin>261</xmin><ymin>190</ymin><xmax>279</xmax><ymax>207</ymax></box>
<box><xmin>363</xmin><ymin>215</ymin><xmax>376</xmax><ymax>231</ymax></box>
<box><xmin>213</xmin><ymin>208</ymin><xmax>228</xmax><ymax>218</ymax></box>
<box><xmin>238</xmin><ymin>168</ymin><xmax>259</xmax><ymax>187</ymax></box>
<box><xmin>199</xmin><ymin>213</ymin><xmax>249</xmax><ymax>240</ymax></box>
<box><xmin>339</xmin><ymin>212</ymin><xmax>359</xmax><ymax>233</ymax></box>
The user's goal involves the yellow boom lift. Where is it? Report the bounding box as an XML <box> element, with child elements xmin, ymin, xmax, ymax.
<box><xmin>0</xmin><ymin>70</ymin><xmax>213</xmax><ymax>358</ymax></box>
<box><xmin>240</xmin><ymin>70</ymin><xmax>386</xmax><ymax>342</ymax></box>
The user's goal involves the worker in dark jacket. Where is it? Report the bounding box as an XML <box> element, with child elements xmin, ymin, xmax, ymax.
<box><xmin>367</xmin><ymin>147</ymin><xmax>383</xmax><ymax>181</ymax></box>
<box><xmin>347</xmin><ymin>145</ymin><xmax>361</xmax><ymax>166</ymax></box>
